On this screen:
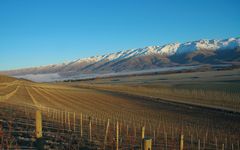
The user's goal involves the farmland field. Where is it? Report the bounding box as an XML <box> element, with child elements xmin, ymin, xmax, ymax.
<box><xmin>0</xmin><ymin>69</ymin><xmax>240</xmax><ymax>149</ymax></box>
<box><xmin>67</xmin><ymin>68</ymin><xmax>240</xmax><ymax>112</ymax></box>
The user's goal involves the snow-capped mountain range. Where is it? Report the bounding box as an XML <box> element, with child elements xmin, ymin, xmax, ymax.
<box><xmin>65</xmin><ymin>37</ymin><xmax>240</xmax><ymax>63</ymax></box>
<box><xmin>1</xmin><ymin>37</ymin><xmax>240</xmax><ymax>82</ymax></box>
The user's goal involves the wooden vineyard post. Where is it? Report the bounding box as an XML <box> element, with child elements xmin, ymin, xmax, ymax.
<box><xmin>56</xmin><ymin>109</ymin><xmax>58</xmax><ymax>121</ymax></box>
<box><xmin>215</xmin><ymin>137</ymin><xmax>218</xmax><ymax>150</ymax></box>
<box><xmin>47</xmin><ymin>107</ymin><xmax>50</xmax><ymax>118</ymax></box>
<box><xmin>198</xmin><ymin>139</ymin><xmax>201</xmax><ymax>150</ymax></box>
<box><xmin>73</xmin><ymin>112</ymin><xmax>76</xmax><ymax>132</ymax></box>
<box><xmin>141</xmin><ymin>126</ymin><xmax>145</xmax><ymax>150</ymax></box>
<box><xmin>203</xmin><ymin>138</ymin><xmax>206</xmax><ymax>150</ymax></box>
<box><xmin>141</xmin><ymin>126</ymin><xmax>145</xmax><ymax>139</ymax></box>
<box><xmin>65</xmin><ymin>111</ymin><xmax>67</xmax><ymax>125</ymax></box>
<box><xmin>80</xmin><ymin>113</ymin><xmax>83</xmax><ymax>138</ymax></box>
<box><xmin>52</xmin><ymin>109</ymin><xmax>54</xmax><ymax>120</ymax></box>
<box><xmin>89</xmin><ymin>117</ymin><xmax>92</xmax><ymax>142</ymax></box>
<box><xmin>153</xmin><ymin>130</ymin><xmax>156</xmax><ymax>145</ymax></box>
<box><xmin>134</xmin><ymin>126</ymin><xmax>137</xmax><ymax>143</ymax></box>
<box><xmin>225</xmin><ymin>138</ymin><xmax>227</xmax><ymax>149</ymax></box>
<box><xmin>116</xmin><ymin>121</ymin><xmax>119</xmax><ymax>150</ymax></box>
<box><xmin>104</xmin><ymin>119</ymin><xmax>110</xmax><ymax>149</ymax></box>
<box><xmin>165</xmin><ymin>132</ymin><xmax>168</xmax><ymax>150</ymax></box>
<box><xmin>58</xmin><ymin>110</ymin><xmax>61</xmax><ymax>123</ymax></box>
<box><xmin>68</xmin><ymin>112</ymin><xmax>71</xmax><ymax>131</ymax></box>
<box><xmin>238</xmin><ymin>141</ymin><xmax>240</xmax><ymax>150</ymax></box>
<box><xmin>54</xmin><ymin>109</ymin><xmax>56</xmax><ymax>120</ymax></box>
<box><xmin>126</xmin><ymin>124</ymin><xmax>129</xmax><ymax>137</ymax></box>
<box><xmin>142</xmin><ymin>138</ymin><xmax>152</xmax><ymax>150</ymax></box>
<box><xmin>56</xmin><ymin>110</ymin><xmax>58</xmax><ymax>123</ymax></box>
<box><xmin>222</xmin><ymin>144</ymin><xmax>225</xmax><ymax>150</ymax></box>
<box><xmin>179</xmin><ymin>134</ymin><xmax>184</xmax><ymax>150</ymax></box>
<box><xmin>119</xmin><ymin>122</ymin><xmax>121</xmax><ymax>138</ymax></box>
<box><xmin>56</xmin><ymin>110</ymin><xmax>59</xmax><ymax>123</ymax></box>
<box><xmin>61</xmin><ymin>111</ymin><xmax>64</xmax><ymax>126</ymax></box>
<box><xmin>36</xmin><ymin>110</ymin><xmax>42</xmax><ymax>138</ymax></box>
<box><xmin>35</xmin><ymin>110</ymin><xmax>44</xmax><ymax>150</ymax></box>
<box><xmin>191</xmin><ymin>134</ymin><xmax>193</xmax><ymax>149</ymax></box>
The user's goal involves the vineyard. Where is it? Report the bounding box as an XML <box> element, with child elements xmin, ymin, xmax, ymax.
<box><xmin>0</xmin><ymin>79</ymin><xmax>240</xmax><ymax>149</ymax></box>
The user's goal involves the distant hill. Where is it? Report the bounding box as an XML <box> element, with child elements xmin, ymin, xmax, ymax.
<box><xmin>1</xmin><ymin>37</ymin><xmax>240</xmax><ymax>82</ymax></box>
<box><xmin>0</xmin><ymin>74</ymin><xmax>17</xmax><ymax>83</ymax></box>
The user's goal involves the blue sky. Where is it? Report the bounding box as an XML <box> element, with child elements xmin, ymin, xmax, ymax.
<box><xmin>0</xmin><ymin>0</ymin><xmax>239</xmax><ymax>70</ymax></box>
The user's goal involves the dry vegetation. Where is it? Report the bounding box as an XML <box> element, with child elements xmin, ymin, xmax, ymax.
<box><xmin>0</xmin><ymin>70</ymin><xmax>240</xmax><ymax>149</ymax></box>
<box><xmin>67</xmin><ymin>68</ymin><xmax>240</xmax><ymax>112</ymax></box>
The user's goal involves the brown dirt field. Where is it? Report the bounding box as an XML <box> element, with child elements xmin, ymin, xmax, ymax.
<box><xmin>65</xmin><ymin>68</ymin><xmax>240</xmax><ymax>112</ymax></box>
<box><xmin>0</xmin><ymin>84</ymin><xmax>18</xmax><ymax>95</ymax></box>
<box><xmin>0</xmin><ymin>75</ymin><xmax>240</xmax><ymax>149</ymax></box>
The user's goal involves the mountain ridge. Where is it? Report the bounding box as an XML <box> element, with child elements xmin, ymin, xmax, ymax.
<box><xmin>1</xmin><ymin>37</ymin><xmax>240</xmax><ymax>82</ymax></box>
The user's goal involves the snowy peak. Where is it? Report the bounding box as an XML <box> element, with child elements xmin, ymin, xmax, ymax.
<box><xmin>71</xmin><ymin>37</ymin><xmax>240</xmax><ymax>65</ymax></box>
